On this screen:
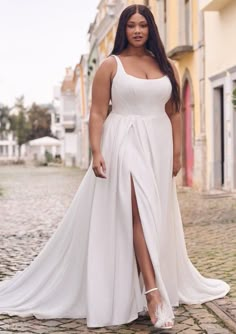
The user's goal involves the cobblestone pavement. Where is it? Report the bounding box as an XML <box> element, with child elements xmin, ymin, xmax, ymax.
<box><xmin>0</xmin><ymin>166</ymin><xmax>235</xmax><ymax>334</ymax></box>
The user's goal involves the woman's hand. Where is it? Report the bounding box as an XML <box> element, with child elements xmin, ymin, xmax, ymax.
<box><xmin>92</xmin><ymin>152</ymin><xmax>107</xmax><ymax>178</ymax></box>
<box><xmin>173</xmin><ymin>154</ymin><xmax>181</xmax><ymax>177</ymax></box>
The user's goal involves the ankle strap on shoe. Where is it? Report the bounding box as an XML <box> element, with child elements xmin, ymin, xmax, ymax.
<box><xmin>144</xmin><ymin>287</ymin><xmax>158</xmax><ymax>295</ymax></box>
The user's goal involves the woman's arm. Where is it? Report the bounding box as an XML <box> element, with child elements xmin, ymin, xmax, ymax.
<box><xmin>89</xmin><ymin>57</ymin><xmax>115</xmax><ymax>178</ymax></box>
<box><xmin>165</xmin><ymin>59</ymin><xmax>182</xmax><ymax>176</ymax></box>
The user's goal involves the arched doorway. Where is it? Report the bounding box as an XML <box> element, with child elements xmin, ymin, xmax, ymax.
<box><xmin>183</xmin><ymin>80</ymin><xmax>194</xmax><ymax>186</ymax></box>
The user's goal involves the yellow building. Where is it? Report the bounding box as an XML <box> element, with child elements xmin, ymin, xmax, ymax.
<box><xmin>147</xmin><ymin>0</ymin><xmax>205</xmax><ymax>190</ymax></box>
<box><xmin>150</xmin><ymin>0</ymin><xmax>236</xmax><ymax>192</ymax></box>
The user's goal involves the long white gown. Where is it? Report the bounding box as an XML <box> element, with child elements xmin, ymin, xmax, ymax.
<box><xmin>0</xmin><ymin>55</ymin><xmax>230</xmax><ymax>327</ymax></box>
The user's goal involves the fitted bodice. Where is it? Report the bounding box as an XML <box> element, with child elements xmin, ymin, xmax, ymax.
<box><xmin>111</xmin><ymin>55</ymin><xmax>172</xmax><ymax>117</ymax></box>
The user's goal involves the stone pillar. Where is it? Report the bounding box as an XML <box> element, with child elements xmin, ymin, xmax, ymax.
<box><xmin>196</xmin><ymin>8</ymin><xmax>207</xmax><ymax>191</ymax></box>
<box><xmin>40</xmin><ymin>145</ymin><xmax>45</xmax><ymax>161</ymax></box>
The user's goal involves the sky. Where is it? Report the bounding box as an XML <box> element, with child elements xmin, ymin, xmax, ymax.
<box><xmin>0</xmin><ymin>0</ymin><xmax>100</xmax><ymax>107</ymax></box>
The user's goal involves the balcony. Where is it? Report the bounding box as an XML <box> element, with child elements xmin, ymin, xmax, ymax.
<box><xmin>167</xmin><ymin>45</ymin><xmax>193</xmax><ymax>61</ymax></box>
<box><xmin>62</xmin><ymin>113</ymin><xmax>76</xmax><ymax>131</ymax></box>
<box><xmin>200</xmin><ymin>0</ymin><xmax>232</xmax><ymax>11</ymax></box>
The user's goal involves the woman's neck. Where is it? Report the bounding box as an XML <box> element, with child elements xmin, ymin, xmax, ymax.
<box><xmin>123</xmin><ymin>45</ymin><xmax>149</xmax><ymax>57</ymax></box>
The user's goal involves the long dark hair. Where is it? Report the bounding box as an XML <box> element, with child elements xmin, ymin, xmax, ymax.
<box><xmin>110</xmin><ymin>4</ymin><xmax>181</xmax><ymax>113</ymax></box>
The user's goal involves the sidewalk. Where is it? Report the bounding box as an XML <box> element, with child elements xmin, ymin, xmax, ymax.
<box><xmin>0</xmin><ymin>166</ymin><xmax>235</xmax><ymax>334</ymax></box>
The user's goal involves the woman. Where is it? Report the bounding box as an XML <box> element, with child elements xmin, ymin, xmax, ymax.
<box><xmin>0</xmin><ymin>4</ymin><xmax>230</xmax><ymax>330</ymax></box>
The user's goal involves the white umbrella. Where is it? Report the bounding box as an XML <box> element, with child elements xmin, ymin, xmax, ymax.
<box><xmin>29</xmin><ymin>136</ymin><xmax>61</xmax><ymax>146</ymax></box>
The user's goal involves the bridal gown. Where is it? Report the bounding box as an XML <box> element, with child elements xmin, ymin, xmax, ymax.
<box><xmin>0</xmin><ymin>55</ymin><xmax>230</xmax><ymax>327</ymax></box>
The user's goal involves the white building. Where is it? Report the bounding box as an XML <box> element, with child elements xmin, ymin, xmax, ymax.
<box><xmin>0</xmin><ymin>131</ymin><xmax>18</xmax><ymax>163</ymax></box>
<box><xmin>0</xmin><ymin>104</ymin><xmax>24</xmax><ymax>163</ymax></box>
<box><xmin>51</xmin><ymin>68</ymin><xmax>82</xmax><ymax>167</ymax></box>
<box><xmin>51</xmin><ymin>86</ymin><xmax>65</xmax><ymax>159</ymax></box>
<box><xmin>200</xmin><ymin>0</ymin><xmax>236</xmax><ymax>192</ymax></box>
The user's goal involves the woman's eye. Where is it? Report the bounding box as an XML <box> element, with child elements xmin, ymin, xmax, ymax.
<box><xmin>126</xmin><ymin>23</ymin><xmax>147</xmax><ymax>29</ymax></box>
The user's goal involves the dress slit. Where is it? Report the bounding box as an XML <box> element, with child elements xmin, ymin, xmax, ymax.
<box><xmin>125</xmin><ymin>122</ymin><xmax>175</xmax><ymax>322</ymax></box>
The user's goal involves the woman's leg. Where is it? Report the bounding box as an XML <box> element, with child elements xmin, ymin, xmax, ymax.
<box><xmin>131</xmin><ymin>176</ymin><xmax>156</xmax><ymax>291</ymax></box>
<box><xmin>131</xmin><ymin>176</ymin><xmax>172</xmax><ymax>326</ymax></box>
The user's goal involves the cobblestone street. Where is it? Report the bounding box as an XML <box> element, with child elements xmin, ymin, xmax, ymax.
<box><xmin>0</xmin><ymin>166</ymin><xmax>235</xmax><ymax>334</ymax></box>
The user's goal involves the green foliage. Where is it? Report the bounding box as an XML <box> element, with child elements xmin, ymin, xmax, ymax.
<box><xmin>8</xmin><ymin>96</ymin><xmax>31</xmax><ymax>157</ymax></box>
<box><xmin>11</xmin><ymin>112</ymin><xmax>31</xmax><ymax>147</ymax></box>
<box><xmin>27</xmin><ymin>103</ymin><xmax>52</xmax><ymax>140</ymax></box>
<box><xmin>232</xmin><ymin>88</ymin><xmax>236</xmax><ymax>109</ymax></box>
<box><xmin>0</xmin><ymin>105</ymin><xmax>10</xmax><ymax>133</ymax></box>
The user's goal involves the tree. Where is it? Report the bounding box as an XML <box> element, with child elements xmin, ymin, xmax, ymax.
<box><xmin>14</xmin><ymin>95</ymin><xmax>25</xmax><ymax>111</ymax></box>
<box><xmin>0</xmin><ymin>104</ymin><xmax>10</xmax><ymax>134</ymax></box>
<box><xmin>7</xmin><ymin>97</ymin><xmax>53</xmax><ymax>159</ymax></box>
<box><xmin>27</xmin><ymin>103</ymin><xmax>52</xmax><ymax>140</ymax></box>
<box><xmin>9</xmin><ymin>96</ymin><xmax>31</xmax><ymax>158</ymax></box>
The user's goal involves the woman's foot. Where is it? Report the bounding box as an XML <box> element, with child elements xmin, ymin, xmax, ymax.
<box><xmin>145</xmin><ymin>288</ymin><xmax>173</xmax><ymax>329</ymax></box>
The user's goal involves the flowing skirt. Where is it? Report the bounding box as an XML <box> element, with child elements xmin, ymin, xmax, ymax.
<box><xmin>0</xmin><ymin>111</ymin><xmax>230</xmax><ymax>327</ymax></box>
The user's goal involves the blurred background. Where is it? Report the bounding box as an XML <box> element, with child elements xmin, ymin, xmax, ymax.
<box><xmin>0</xmin><ymin>0</ymin><xmax>236</xmax><ymax>194</ymax></box>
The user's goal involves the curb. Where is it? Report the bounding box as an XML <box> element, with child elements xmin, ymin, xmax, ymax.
<box><xmin>205</xmin><ymin>301</ymin><xmax>236</xmax><ymax>333</ymax></box>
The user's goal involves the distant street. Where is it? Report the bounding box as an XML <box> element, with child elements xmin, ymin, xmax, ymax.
<box><xmin>0</xmin><ymin>165</ymin><xmax>235</xmax><ymax>334</ymax></box>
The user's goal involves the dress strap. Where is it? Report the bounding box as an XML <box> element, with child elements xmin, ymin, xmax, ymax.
<box><xmin>111</xmin><ymin>54</ymin><xmax>123</xmax><ymax>76</ymax></box>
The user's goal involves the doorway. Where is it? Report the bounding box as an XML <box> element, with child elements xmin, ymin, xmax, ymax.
<box><xmin>213</xmin><ymin>86</ymin><xmax>225</xmax><ymax>188</ymax></box>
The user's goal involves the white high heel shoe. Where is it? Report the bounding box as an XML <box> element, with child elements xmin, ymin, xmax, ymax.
<box><xmin>144</xmin><ymin>287</ymin><xmax>174</xmax><ymax>330</ymax></box>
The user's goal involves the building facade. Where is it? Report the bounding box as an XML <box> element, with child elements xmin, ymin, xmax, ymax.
<box><xmin>51</xmin><ymin>59</ymin><xmax>90</xmax><ymax>168</ymax></box>
<box><xmin>200</xmin><ymin>0</ymin><xmax>236</xmax><ymax>192</ymax></box>
<box><xmin>0</xmin><ymin>104</ymin><xmax>25</xmax><ymax>163</ymax></box>
<box><xmin>51</xmin><ymin>68</ymin><xmax>81</xmax><ymax>167</ymax></box>
<box><xmin>0</xmin><ymin>131</ymin><xmax>18</xmax><ymax>163</ymax></box>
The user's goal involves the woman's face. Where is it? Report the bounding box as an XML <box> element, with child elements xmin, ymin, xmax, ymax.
<box><xmin>126</xmin><ymin>12</ymin><xmax>149</xmax><ymax>48</ymax></box>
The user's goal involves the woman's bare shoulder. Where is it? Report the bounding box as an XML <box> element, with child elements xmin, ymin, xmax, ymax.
<box><xmin>94</xmin><ymin>56</ymin><xmax>116</xmax><ymax>81</ymax></box>
<box><xmin>99</xmin><ymin>56</ymin><xmax>116</xmax><ymax>71</ymax></box>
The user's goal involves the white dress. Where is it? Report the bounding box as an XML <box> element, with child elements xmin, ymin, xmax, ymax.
<box><xmin>0</xmin><ymin>55</ymin><xmax>230</xmax><ymax>327</ymax></box>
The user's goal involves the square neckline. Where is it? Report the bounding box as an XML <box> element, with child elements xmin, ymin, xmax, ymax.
<box><xmin>114</xmin><ymin>55</ymin><xmax>167</xmax><ymax>81</ymax></box>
